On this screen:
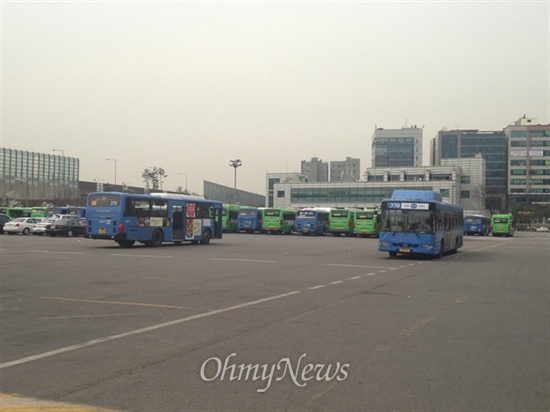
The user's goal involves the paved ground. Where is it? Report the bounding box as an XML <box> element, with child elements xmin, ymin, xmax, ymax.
<box><xmin>1</xmin><ymin>231</ymin><xmax>548</xmax><ymax>411</ymax></box>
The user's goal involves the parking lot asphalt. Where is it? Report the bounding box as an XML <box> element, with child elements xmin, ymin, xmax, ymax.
<box><xmin>1</xmin><ymin>232</ymin><xmax>549</xmax><ymax>411</ymax></box>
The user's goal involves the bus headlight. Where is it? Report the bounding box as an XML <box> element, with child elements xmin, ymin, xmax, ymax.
<box><xmin>380</xmin><ymin>241</ymin><xmax>390</xmax><ymax>247</ymax></box>
<box><xmin>422</xmin><ymin>244</ymin><xmax>433</xmax><ymax>249</ymax></box>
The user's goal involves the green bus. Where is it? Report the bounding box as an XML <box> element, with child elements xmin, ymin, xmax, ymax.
<box><xmin>491</xmin><ymin>213</ymin><xmax>514</xmax><ymax>237</ymax></box>
<box><xmin>222</xmin><ymin>204</ymin><xmax>240</xmax><ymax>232</ymax></box>
<box><xmin>328</xmin><ymin>208</ymin><xmax>355</xmax><ymax>236</ymax></box>
<box><xmin>353</xmin><ymin>209</ymin><xmax>380</xmax><ymax>238</ymax></box>
<box><xmin>30</xmin><ymin>207</ymin><xmax>48</xmax><ymax>218</ymax></box>
<box><xmin>0</xmin><ymin>207</ymin><xmax>32</xmax><ymax>218</ymax></box>
<box><xmin>260</xmin><ymin>208</ymin><xmax>296</xmax><ymax>234</ymax></box>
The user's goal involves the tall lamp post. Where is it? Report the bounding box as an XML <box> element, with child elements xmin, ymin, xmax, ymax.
<box><xmin>106</xmin><ymin>158</ymin><xmax>117</xmax><ymax>188</ymax></box>
<box><xmin>178</xmin><ymin>172</ymin><xmax>188</xmax><ymax>193</ymax></box>
<box><xmin>229</xmin><ymin>159</ymin><xmax>242</xmax><ymax>203</ymax></box>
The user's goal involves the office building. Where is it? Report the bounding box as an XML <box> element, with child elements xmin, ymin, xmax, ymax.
<box><xmin>505</xmin><ymin>116</ymin><xmax>550</xmax><ymax>206</ymax></box>
<box><xmin>271</xmin><ymin>156</ymin><xmax>486</xmax><ymax>214</ymax></box>
<box><xmin>301</xmin><ymin>157</ymin><xmax>329</xmax><ymax>182</ymax></box>
<box><xmin>431</xmin><ymin>129</ymin><xmax>508</xmax><ymax>211</ymax></box>
<box><xmin>330</xmin><ymin>157</ymin><xmax>361</xmax><ymax>182</ymax></box>
<box><xmin>372</xmin><ymin>125</ymin><xmax>423</xmax><ymax>167</ymax></box>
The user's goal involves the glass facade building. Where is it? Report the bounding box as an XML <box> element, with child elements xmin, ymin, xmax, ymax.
<box><xmin>372</xmin><ymin>126</ymin><xmax>423</xmax><ymax>167</ymax></box>
<box><xmin>432</xmin><ymin>130</ymin><xmax>507</xmax><ymax>210</ymax></box>
<box><xmin>0</xmin><ymin>148</ymin><xmax>80</xmax><ymax>203</ymax></box>
<box><xmin>505</xmin><ymin>117</ymin><xmax>550</xmax><ymax>206</ymax></box>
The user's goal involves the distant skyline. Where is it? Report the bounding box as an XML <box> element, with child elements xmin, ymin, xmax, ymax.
<box><xmin>2</xmin><ymin>2</ymin><xmax>548</xmax><ymax>195</ymax></box>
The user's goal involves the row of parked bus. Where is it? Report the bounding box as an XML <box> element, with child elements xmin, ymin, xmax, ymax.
<box><xmin>0</xmin><ymin>206</ymin><xmax>86</xmax><ymax>219</ymax></box>
<box><xmin>463</xmin><ymin>213</ymin><xmax>515</xmax><ymax>237</ymax></box>
<box><xmin>222</xmin><ymin>204</ymin><xmax>381</xmax><ymax>237</ymax></box>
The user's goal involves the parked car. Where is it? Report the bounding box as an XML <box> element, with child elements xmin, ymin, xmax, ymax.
<box><xmin>0</xmin><ymin>213</ymin><xmax>11</xmax><ymax>234</ymax></box>
<box><xmin>3</xmin><ymin>217</ymin><xmax>40</xmax><ymax>235</ymax></box>
<box><xmin>45</xmin><ymin>218</ymin><xmax>86</xmax><ymax>237</ymax></box>
<box><xmin>49</xmin><ymin>214</ymin><xmax>83</xmax><ymax>221</ymax></box>
<box><xmin>32</xmin><ymin>218</ymin><xmax>57</xmax><ymax>235</ymax></box>
<box><xmin>535</xmin><ymin>226</ymin><xmax>550</xmax><ymax>232</ymax></box>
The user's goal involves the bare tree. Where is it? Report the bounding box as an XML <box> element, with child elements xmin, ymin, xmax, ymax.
<box><xmin>142</xmin><ymin>167</ymin><xmax>168</xmax><ymax>190</ymax></box>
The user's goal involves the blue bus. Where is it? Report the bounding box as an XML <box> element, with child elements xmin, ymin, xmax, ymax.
<box><xmin>463</xmin><ymin>214</ymin><xmax>490</xmax><ymax>236</ymax></box>
<box><xmin>67</xmin><ymin>206</ymin><xmax>86</xmax><ymax>218</ymax></box>
<box><xmin>379</xmin><ymin>190</ymin><xmax>463</xmax><ymax>258</ymax></box>
<box><xmin>294</xmin><ymin>208</ymin><xmax>330</xmax><ymax>235</ymax></box>
<box><xmin>237</xmin><ymin>207</ymin><xmax>262</xmax><ymax>233</ymax></box>
<box><xmin>86</xmin><ymin>192</ymin><xmax>223</xmax><ymax>247</ymax></box>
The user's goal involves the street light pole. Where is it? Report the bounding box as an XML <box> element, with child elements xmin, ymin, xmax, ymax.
<box><xmin>106</xmin><ymin>158</ymin><xmax>117</xmax><ymax>188</ymax></box>
<box><xmin>178</xmin><ymin>173</ymin><xmax>188</xmax><ymax>193</ymax></box>
<box><xmin>229</xmin><ymin>159</ymin><xmax>242</xmax><ymax>203</ymax></box>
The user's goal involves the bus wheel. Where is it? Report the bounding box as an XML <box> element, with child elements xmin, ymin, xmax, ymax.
<box><xmin>150</xmin><ymin>230</ymin><xmax>164</xmax><ymax>247</ymax></box>
<box><xmin>389</xmin><ymin>251</ymin><xmax>397</xmax><ymax>257</ymax></box>
<box><xmin>117</xmin><ymin>240</ymin><xmax>135</xmax><ymax>248</ymax></box>
<box><xmin>200</xmin><ymin>229</ymin><xmax>211</xmax><ymax>245</ymax></box>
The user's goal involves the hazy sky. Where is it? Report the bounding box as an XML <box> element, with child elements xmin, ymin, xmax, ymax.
<box><xmin>2</xmin><ymin>1</ymin><xmax>548</xmax><ymax>195</ymax></box>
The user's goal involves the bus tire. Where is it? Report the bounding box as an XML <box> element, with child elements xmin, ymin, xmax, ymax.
<box><xmin>117</xmin><ymin>240</ymin><xmax>135</xmax><ymax>248</ymax></box>
<box><xmin>389</xmin><ymin>251</ymin><xmax>397</xmax><ymax>257</ymax></box>
<box><xmin>150</xmin><ymin>230</ymin><xmax>164</xmax><ymax>247</ymax></box>
<box><xmin>438</xmin><ymin>241</ymin><xmax>444</xmax><ymax>258</ymax></box>
<box><xmin>200</xmin><ymin>229</ymin><xmax>211</xmax><ymax>245</ymax></box>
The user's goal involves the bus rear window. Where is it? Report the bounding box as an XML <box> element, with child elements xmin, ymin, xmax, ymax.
<box><xmin>89</xmin><ymin>194</ymin><xmax>120</xmax><ymax>207</ymax></box>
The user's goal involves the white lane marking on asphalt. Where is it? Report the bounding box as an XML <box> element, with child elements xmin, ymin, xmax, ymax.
<box><xmin>0</xmin><ymin>290</ymin><xmax>301</xmax><ymax>369</ymax></box>
<box><xmin>309</xmin><ymin>285</ymin><xmax>327</xmax><ymax>290</ymax></box>
<box><xmin>210</xmin><ymin>258</ymin><xmax>277</xmax><ymax>263</ymax></box>
<box><xmin>330</xmin><ymin>281</ymin><xmax>343</xmax><ymax>285</ymax></box>
<box><xmin>365</xmin><ymin>273</ymin><xmax>376</xmax><ymax>276</ymax></box>
<box><xmin>349</xmin><ymin>276</ymin><xmax>362</xmax><ymax>280</ymax></box>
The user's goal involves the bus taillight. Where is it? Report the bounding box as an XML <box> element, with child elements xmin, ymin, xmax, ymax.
<box><xmin>117</xmin><ymin>223</ymin><xmax>124</xmax><ymax>233</ymax></box>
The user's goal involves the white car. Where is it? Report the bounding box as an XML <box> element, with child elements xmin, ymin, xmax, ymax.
<box><xmin>32</xmin><ymin>218</ymin><xmax>57</xmax><ymax>235</ymax></box>
<box><xmin>3</xmin><ymin>218</ymin><xmax>40</xmax><ymax>235</ymax></box>
<box><xmin>535</xmin><ymin>226</ymin><xmax>550</xmax><ymax>232</ymax></box>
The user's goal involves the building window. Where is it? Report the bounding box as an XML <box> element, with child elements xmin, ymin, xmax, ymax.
<box><xmin>277</xmin><ymin>190</ymin><xmax>285</xmax><ymax>198</ymax></box>
<box><xmin>461</xmin><ymin>191</ymin><xmax>470</xmax><ymax>199</ymax></box>
<box><xmin>440</xmin><ymin>189</ymin><xmax>449</xmax><ymax>197</ymax></box>
<box><xmin>461</xmin><ymin>176</ymin><xmax>470</xmax><ymax>184</ymax></box>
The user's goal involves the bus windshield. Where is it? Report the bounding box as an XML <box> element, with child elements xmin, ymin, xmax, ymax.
<box><xmin>297</xmin><ymin>211</ymin><xmax>315</xmax><ymax>218</ymax></box>
<box><xmin>381</xmin><ymin>209</ymin><xmax>434</xmax><ymax>233</ymax></box>
<box><xmin>356</xmin><ymin>212</ymin><xmax>374</xmax><ymax>220</ymax></box>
